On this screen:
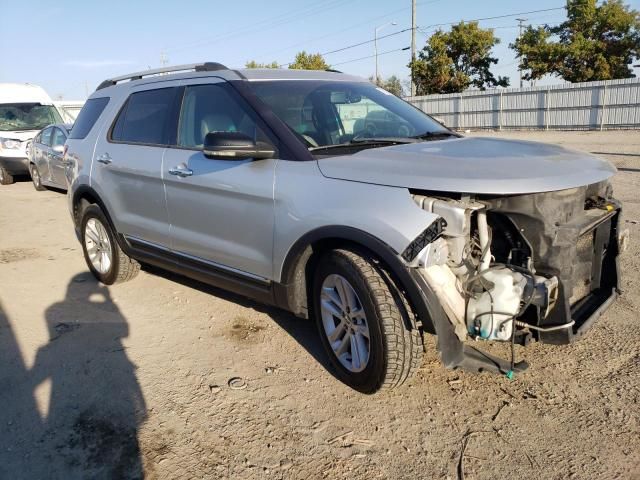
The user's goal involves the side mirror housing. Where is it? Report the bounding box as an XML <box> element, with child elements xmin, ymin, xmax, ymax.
<box><xmin>52</xmin><ymin>144</ymin><xmax>64</xmax><ymax>154</ymax></box>
<box><xmin>203</xmin><ymin>132</ymin><xmax>274</xmax><ymax>160</ymax></box>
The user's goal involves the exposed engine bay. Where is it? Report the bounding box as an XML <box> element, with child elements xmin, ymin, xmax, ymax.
<box><xmin>406</xmin><ymin>180</ymin><xmax>625</xmax><ymax>370</ymax></box>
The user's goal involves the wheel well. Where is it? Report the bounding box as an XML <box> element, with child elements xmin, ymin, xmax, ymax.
<box><xmin>72</xmin><ymin>190</ymin><xmax>100</xmax><ymax>229</ymax></box>
<box><xmin>281</xmin><ymin>233</ymin><xmax>432</xmax><ymax>333</ymax></box>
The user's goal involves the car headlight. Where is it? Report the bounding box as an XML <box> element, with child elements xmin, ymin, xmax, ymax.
<box><xmin>0</xmin><ymin>138</ymin><xmax>22</xmax><ymax>149</ymax></box>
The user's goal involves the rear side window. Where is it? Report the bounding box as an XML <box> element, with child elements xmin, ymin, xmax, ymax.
<box><xmin>68</xmin><ymin>97</ymin><xmax>110</xmax><ymax>139</ymax></box>
<box><xmin>111</xmin><ymin>88</ymin><xmax>175</xmax><ymax>145</ymax></box>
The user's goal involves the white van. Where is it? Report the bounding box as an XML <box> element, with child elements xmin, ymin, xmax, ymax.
<box><xmin>0</xmin><ymin>83</ymin><xmax>64</xmax><ymax>185</ymax></box>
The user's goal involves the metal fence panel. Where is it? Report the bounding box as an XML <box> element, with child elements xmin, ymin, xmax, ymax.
<box><xmin>406</xmin><ymin>78</ymin><xmax>640</xmax><ymax>130</ymax></box>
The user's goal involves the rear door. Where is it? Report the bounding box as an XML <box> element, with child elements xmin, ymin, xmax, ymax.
<box><xmin>91</xmin><ymin>86</ymin><xmax>177</xmax><ymax>247</ymax></box>
<box><xmin>162</xmin><ymin>80</ymin><xmax>277</xmax><ymax>280</ymax></box>
<box><xmin>49</xmin><ymin>127</ymin><xmax>67</xmax><ymax>186</ymax></box>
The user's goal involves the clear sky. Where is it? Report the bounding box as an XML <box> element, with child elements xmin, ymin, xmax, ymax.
<box><xmin>2</xmin><ymin>0</ymin><xmax>638</xmax><ymax>100</ymax></box>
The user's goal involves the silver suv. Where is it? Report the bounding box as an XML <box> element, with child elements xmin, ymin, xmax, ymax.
<box><xmin>66</xmin><ymin>63</ymin><xmax>625</xmax><ymax>393</ymax></box>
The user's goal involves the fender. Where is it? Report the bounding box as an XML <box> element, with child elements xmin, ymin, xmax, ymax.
<box><xmin>71</xmin><ymin>185</ymin><xmax>126</xmax><ymax>250</ymax></box>
<box><xmin>277</xmin><ymin>225</ymin><xmax>442</xmax><ymax>334</ymax></box>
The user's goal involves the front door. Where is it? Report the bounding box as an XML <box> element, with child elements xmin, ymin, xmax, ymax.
<box><xmin>49</xmin><ymin>127</ymin><xmax>67</xmax><ymax>186</ymax></box>
<box><xmin>163</xmin><ymin>82</ymin><xmax>277</xmax><ymax>280</ymax></box>
<box><xmin>35</xmin><ymin>127</ymin><xmax>53</xmax><ymax>180</ymax></box>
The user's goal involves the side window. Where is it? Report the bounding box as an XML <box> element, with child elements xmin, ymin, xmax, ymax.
<box><xmin>51</xmin><ymin>128</ymin><xmax>66</xmax><ymax>148</ymax></box>
<box><xmin>111</xmin><ymin>88</ymin><xmax>175</xmax><ymax>145</ymax></box>
<box><xmin>41</xmin><ymin>127</ymin><xmax>53</xmax><ymax>146</ymax></box>
<box><xmin>69</xmin><ymin>97</ymin><xmax>110</xmax><ymax>140</ymax></box>
<box><xmin>177</xmin><ymin>83</ymin><xmax>265</xmax><ymax>149</ymax></box>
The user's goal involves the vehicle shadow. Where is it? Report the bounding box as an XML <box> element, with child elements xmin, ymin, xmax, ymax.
<box><xmin>0</xmin><ymin>275</ymin><xmax>146</xmax><ymax>479</ymax></box>
<box><xmin>142</xmin><ymin>265</ymin><xmax>335</xmax><ymax>379</ymax></box>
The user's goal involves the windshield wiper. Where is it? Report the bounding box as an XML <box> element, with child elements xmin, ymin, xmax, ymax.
<box><xmin>350</xmin><ymin>136</ymin><xmax>418</xmax><ymax>144</ymax></box>
<box><xmin>309</xmin><ymin>137</ymin><xmax>415</xmax><ymax>153</ymax></box>
<box><xmin>411</xmin><ymin>131</ymin><xmax>460</xmax><ymax>140</ymax></box>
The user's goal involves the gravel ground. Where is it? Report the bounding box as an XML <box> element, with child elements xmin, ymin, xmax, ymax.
<box><xmin>0</xmin><ymin>130</ymin><xmax>638</xmax><ymax>479</ymax></box>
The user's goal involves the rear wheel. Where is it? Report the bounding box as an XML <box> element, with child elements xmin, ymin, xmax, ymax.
<box><xmin>313</xmin><ymin>249</ymin><xmax>423</xmax><ymax>393</ymax></box>
<box><xmin>30</xmin><ymin>164</ymin><xmax>46</xmax><ymax>191</ymax></box>
<box><xmin>0</xmin><ymin>166</ymin><xmax>14</xmax><ymax>185</ymax></box>
<box><xmin>80</xmin><ymin>204</ymin><xmax>140</xmax><ymax>285</ymax></box>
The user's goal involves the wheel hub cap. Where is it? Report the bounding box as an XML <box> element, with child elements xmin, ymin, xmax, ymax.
<box><xmin>84</xmin><ymin>218</ymin><xmax>113</xmax><ymax>274</ymax></box>
<box><xmin>320</xmin><ymin>274</ymin><xmax>370</xmax><ymax>373</ymax></box>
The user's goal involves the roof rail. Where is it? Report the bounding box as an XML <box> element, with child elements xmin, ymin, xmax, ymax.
<box><xmin>95</xmin><ymin>62</ymin><xmax>229</xmax><ymax>91</ymax></box>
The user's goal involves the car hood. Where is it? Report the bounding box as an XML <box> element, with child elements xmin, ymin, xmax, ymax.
<box><xmin>316</xmin><ymin>137</ymin><xmax>617</xmax><ymax>195</ymax></box>
<box><xmin>0</xmin><ymin>130</ymin><xmax>39</xmax><ymax>141</ymax></box>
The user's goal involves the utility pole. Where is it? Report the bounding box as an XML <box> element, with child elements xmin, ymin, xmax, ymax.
<box><xmin>516</xmin><ymin>18</ymin><xmax>527</xmax><ymax>88</ymax></box>
<box><xmin>411</xmin><ymin>0</ymin><xmax>417</xmax><ymax>97</ymax></box>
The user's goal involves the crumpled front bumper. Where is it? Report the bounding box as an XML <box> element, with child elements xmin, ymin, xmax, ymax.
<box><xmin>0</xmin><ymin>155</ymin><xmax>29</xmax><ymax>175</ymax></box>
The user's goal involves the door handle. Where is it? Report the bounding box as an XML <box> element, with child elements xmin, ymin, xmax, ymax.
<box><xmin>97</xmin><ymin>153</ymin><xmax>112</xmax><ymax>165</ymax></box>
<box><xmin>168</xmin><ymin>166</ymin><xmax>193</xmax><ymax>178</ymax></box>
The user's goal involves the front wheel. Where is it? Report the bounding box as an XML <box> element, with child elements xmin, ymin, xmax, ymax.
<box><xmin>313</xmin><ymin>249</ymin><xmax>423</xmax><ymax>393</ymax></box>
<box><xmin>80</xmin><ymin>204</ymin><xmax>140</xmax><ymax>285</ymax></box>
<box><xmin>0</xmin><ymin>166</ymin><xmax>14</xmax><ymax>185</ymax></box>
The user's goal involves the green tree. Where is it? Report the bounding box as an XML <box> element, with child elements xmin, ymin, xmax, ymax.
<box><xmin>511</xmin><ymin>0</ymin><xmax>640</xmax><ymax>83</ymax></box>
<box><xmin>409</xmin><ymin>21</ymin><xmax>509</xmax><ymax>95</ymax></box>
<box><xmin>369</xmin><ymin>75</ymin><xmax>404</xmax><ymax>96</ymax></box>
<box><xmin>288</xmin><ymin>51</ymin><xmax>330</xmax><ymax>70</ymax></box>
<box><xmin>245</xmin><ymin>60</ymin><xmax>280</xmax><ymax>68</ymax></box>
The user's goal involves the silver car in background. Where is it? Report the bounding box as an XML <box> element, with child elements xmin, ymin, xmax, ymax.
<box><xmin>28</xmin><ymin>123</ymin><xmax>72</xmax><ymax>191</ymax></box>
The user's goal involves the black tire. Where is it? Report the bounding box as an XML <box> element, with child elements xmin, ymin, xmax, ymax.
<box><xmin>30</xmin><ymin>164</ymin><xmax>46</xmax><ymax>191</ymax></box>
<box><xmin>313</xmin><ymin>249</ymin><xmax>423</xmax><ymax>393</ymax></box>
<box><xmin>80</xmin><ymin>204</ymin><xmax>140</xmax><ymax>285</ymax></box>
<box><xmin>0</xmin><ymin>166</ymin><xmax>14</xmax><ymax>185</ymax></box>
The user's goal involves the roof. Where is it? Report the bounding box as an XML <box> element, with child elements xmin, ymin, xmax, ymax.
<box><xmin>0</xmin><ymin>83</ymin><xmax>53</xmax><ymax>105</ymax></box>
<box><xmin>238</xmin><ymin>68</ymin><xmax>365</xmax><ymax>83</ymax></box>
<box><xmin>94</xmin><ymin>62</ymin><xmax>367</xmax><ymax>93</ymax></box>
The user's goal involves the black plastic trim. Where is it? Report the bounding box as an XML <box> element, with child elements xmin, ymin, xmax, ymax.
<box><xmin>401</xmin><ymin>217</ymin><xmax>447</xmax><ymax>262</ymax></box>
<box><xmin>123</xmin><ymin>237</ymin><xmax>275</xmax><ymax>305</ymax></box>
<box><xmin>279</xmin><ymin>225</ymin><xmax>438</xmax><ymax>333</ymax></box>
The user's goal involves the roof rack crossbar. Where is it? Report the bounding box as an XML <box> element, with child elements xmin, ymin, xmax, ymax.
<box><xmin>96</xmin><ymin>62</ymin><xmax>229</xmax><ymax>91</ymax></box>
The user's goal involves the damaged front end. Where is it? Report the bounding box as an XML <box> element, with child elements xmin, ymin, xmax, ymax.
<box><xmin>405</xmin><ymin>181</ymin><xmax>625</xmax><ymax>374</ymax></box>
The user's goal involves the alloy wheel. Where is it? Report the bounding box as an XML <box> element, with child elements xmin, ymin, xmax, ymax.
<box><xmin>84</xmin><ymin>218</ymin><xmax>113</xmax><ymax>274</ymax></box>
<box><xmin>320</xmin><ymin>274</ymin><xmax>371</xmax><ymax>372</ymax></box>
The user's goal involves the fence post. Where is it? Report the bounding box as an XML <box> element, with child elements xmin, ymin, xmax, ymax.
<box><xmin>600</xmin><ymin>84</ymin><xmax>608</xmax><ymax>131</ymax></box>
<box><xmin>545</xmin><ymin>89</ymin><xmax>550</xmax><ymax>130</ymax></box>
<box><xmin>499</xmin><ymin>90</ymin><xmax>503</xmax><ymax>131</ymax></box>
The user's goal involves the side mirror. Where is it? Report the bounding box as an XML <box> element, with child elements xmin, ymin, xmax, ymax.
<box><xmin>52</xmin><ymin>144</ymin><xmax>64</xmax><ymax>154</ymax></box>
<box><xmin>203</xmin><ymin>132</ymin><xmax>274</xmax><ymax>160</ymax></box>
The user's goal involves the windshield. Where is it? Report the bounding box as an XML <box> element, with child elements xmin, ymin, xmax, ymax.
<box><xmin>0</xmin><ymin>103</ymin><xmax>63</xmax><ymax>132</ymax></box>
<box><xmin>248</xmin><ymin>80</ymin><xmax>451</xmax><ymax>153</ymax></box>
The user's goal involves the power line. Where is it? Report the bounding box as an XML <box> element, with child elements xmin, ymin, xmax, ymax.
<box><xmin>282</xmin><ymin>6</ymin><xmax>574</xmax><ymax>68</ymax></box>
<box><xmin>419</xmin><ymin>7</ymin><xmax>566</xmax><ymax>32</ymax></box>
<box><xmin>166</xmin><ymin>0</ymin><xmax>351</xmax><ymax>53</ymax></box>
<box><xmin>260</xmin><ymin>0</ymin><xmax>445</xmax><ymax>62</ymax></box>
<box><xmin>332</xmin><ymin>47</ymin><xmax>410</xmax><ymax>67</ymax></box>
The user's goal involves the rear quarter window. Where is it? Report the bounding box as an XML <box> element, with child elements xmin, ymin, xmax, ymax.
<box><xmin>68</xmin><ymin>97</ymin><xmax>110</xmax><ymax>140</ymax></box>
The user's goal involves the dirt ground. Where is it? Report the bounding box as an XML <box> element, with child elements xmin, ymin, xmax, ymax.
<box><xmin>0</xmin><ymin>130</ymin><xmax>638</xmax><ymax>480</ymax></box>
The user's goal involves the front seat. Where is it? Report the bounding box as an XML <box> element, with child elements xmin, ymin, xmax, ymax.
<box><xmin>198</xmin><ymin>113</ymin><xmax>236</xmax><ymax>146</ymax></box>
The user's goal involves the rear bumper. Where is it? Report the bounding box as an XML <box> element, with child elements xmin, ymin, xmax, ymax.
<box><xmin>0</xmin><ymin>156</ymin><xmax>29</xmax><ymax>175</ymax></box>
